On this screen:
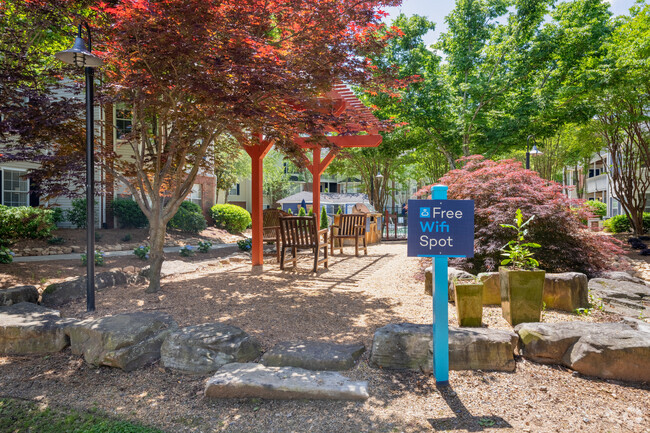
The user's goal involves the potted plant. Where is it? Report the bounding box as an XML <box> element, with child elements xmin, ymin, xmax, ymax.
<box><xmin>499</xmin><ymin>209</ymin><xmax>545</xmax><ymax>326</ymax></box>
<box><xmin>453</xmin><ymin>277</ymin><xmax>484</xmax><ymax>327</ymax></box>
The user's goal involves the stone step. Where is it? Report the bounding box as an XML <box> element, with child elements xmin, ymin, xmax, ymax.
<box><xmin>204</xmin><ymin>363</ymin><xmax>368</xmax><ymax>401</ymax></box>
<box><xmin>261</xmin><ymin>341</ymin><xmax>365</xmax><ymax>371</ymax></box>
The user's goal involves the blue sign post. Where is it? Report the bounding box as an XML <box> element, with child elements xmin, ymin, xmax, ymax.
<box><xmin>407</xmin><ymin>186</ymin><xmax>474</xmax><ymax>384</ymax></box>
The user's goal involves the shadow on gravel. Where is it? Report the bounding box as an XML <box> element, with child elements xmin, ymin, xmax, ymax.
<box><xmin>427</xmin><ymin>383</ymin><xmax>512</xmax><ymax>432</ymax></box>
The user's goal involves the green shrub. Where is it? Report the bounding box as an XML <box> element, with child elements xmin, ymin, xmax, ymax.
<box><xmin>585</xmin><ymin>200</ymin><xmax>606</xmax><ymax>218</ymax></box>
<box><xmin>0</xmin><ymin>205</ymin><xmax>57</xmax><ymax>243</ymax></box>
<box><xmin>179</xmin><ymin>245</ymin><xmax>195</xmax><ymax>257</ymax></box>
<box><xmin>47</xmin><ymin>236</ymin><xmax>65</xmax><ymax>245</ymax></box>
<box><xmin>0</xmin><ymin>246</ymin><xmax>14</xmax><ymax>264</ymax></box>
<box><xmin>51</xmin><ymin>207</ymin><xmax>64</xmax><ymax>225</ymax></box>
<box><xmin>237</xmin><ymin>238</ymin><xmax>252</xmax><ymax>251</ymax></box>
<box><xmin>81</xmin><ymin>250</ymin><xmax>105</xmax><ymax>266</ymax></box>
<box><xmin>111</xmin><ymin>199</ymin><xmax>148</xmax><ymax>228</ymax></box>
<box><xmin>287</xmin><ymin>208</ymin><xmax>293</xmax><ymax>215</ymax></box>
<box><xmin>168</xmin><ymin>201</ymin><xmax>207</xmax><ymax>233</ymax></box>
<box><xmin>134</xmin><ymin>245</ymin><xmax>149</xmax><ymax>260</ymax></box>
<box><xmin>644</xmin><ymin>213</ymin><xmax>650</xmax><ymax>233</ymax></box>
<box><xmin>298</xmin><ymin>207</ymin><xmax>306</xmax><ymax>216</ymax></box>
<box><xmin>210</xmin><ymin>204</ymin><xmax>251</xmax><ymax>233</ymax></box>
<box><xmin>66</xmin><ymin>198</ymin><xmax>98</xmax><ymax>228</ymax></box>
<box><xmin>320</xmin><ymin>206</ymin><xmax>328</xmax><ymax>229</ymax></box>
<box><xmin>197</xmin><ymin>240</ymin><xmax>212</xmax><ymax>253</ymax></box>
<box><xmin>604</xmin><ymin>214</ymin><xmax>631</xmax><ymax>233</ymax></box>
<box><xmin>122</xmin><ymin>233</ymin><xmax>132</xmax><ymax>242</ymax></box>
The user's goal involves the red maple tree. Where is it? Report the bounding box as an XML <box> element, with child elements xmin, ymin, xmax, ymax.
<box><xmin>417</xmin><ymin>156</ymin><xmax>622</xmax><ymax>276</ymax></box>
<box><xmin>92</xmin><ymin>0</ymin><xmax>400</xmax><ymax>291</ymax></box>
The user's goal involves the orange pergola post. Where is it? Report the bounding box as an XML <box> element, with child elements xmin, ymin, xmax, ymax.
<box><xmin>244</xmin><ymin>136</ymin><xmax>274</xmax><ymax>266</ymax></box>
<box><xmin>306</xmin><ymin>147</ymin><xmax>338</xmax><ymax>222</ymax></box>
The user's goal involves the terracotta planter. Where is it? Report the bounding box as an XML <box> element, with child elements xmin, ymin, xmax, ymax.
<box><xmin>453</xmin><ymin>280</ymin><xmax>484</xmax><ymax>327</ymax></box>
<box><xmin>499</xmin><ymin>267</ymin><xmax>546</xmax><ymax>326</ymax></box>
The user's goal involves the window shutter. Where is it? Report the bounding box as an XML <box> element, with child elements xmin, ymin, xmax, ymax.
<box><xmin>29</xmin><ymin>178</ymin><xmax>40</xmax><ymax>207</ymax></box>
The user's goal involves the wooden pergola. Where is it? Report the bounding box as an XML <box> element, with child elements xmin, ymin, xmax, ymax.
<box><xmin>243</xmin><ymin>83</ymin><xmax>383</xmax><ymax>266</ymax></box>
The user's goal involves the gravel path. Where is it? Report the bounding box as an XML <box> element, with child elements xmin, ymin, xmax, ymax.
<box><xmin>1</xmin><ymin>242</ymin><xmax>648</xmax><ymax>432</ymax></box>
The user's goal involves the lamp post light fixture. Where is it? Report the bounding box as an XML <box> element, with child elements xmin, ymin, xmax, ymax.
<box><xmin>55</xmin><ymin>24</ymin><xmax>103</xmax><ymax>312</ymax></box>
<box><xmin>526</xmin><ymin>134</ymin><xmax>542</xmax><ymax>170</ymax></box>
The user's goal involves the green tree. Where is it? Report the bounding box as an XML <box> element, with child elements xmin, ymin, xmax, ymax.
<box><xmin>584</xmin><ymin>3</ymin><xmax>650</xmax><ymax>235</ymax></box>
<box><xmin>263</xmin><ymin>151</ymin><xmax>293</xmax><ymax>208</ymax></box>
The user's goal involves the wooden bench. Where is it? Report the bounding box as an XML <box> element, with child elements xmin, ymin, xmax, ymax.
<box><xmin>330</xmin><ymin>213</ymin><xmax>368</xmax><ymax>256</ymax></box>
<box><xmin>279</xmin><ymin>215</ymin><xmax>328</xmax><ymax>272</ymax></box>
<box><xmin>263</xmin><ymin>208</ymin><xmax>288</xmax><ymax>262</ymax></box>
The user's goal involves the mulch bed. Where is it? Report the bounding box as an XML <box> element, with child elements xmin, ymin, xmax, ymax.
<box><xmin>0</xmin><ymin>242</ymin><xmax>649</xmax><ymax>433</ymax></box>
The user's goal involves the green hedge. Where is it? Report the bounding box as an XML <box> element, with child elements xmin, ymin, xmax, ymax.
<box><xmin>111</xmin><ymin>199</ymin><xmax>148</xmax><ymax>228</ymax></box>
<box><xmin>210</xmin><ymin>204</ymin><xmax>251</xmax><ymax>233</ymax></box>
<box><xmin>604</xmin><ymin>213</ymin><xmax>650</xmax><ymax>233</ymax></box>
<box><xmin>168</xmin><ymin>201</ymin><xmax>207</xmax><ymax>233</ymax></box>
<box><xmin>0</xmin><ymin>205</ymin><xmax>57</xmax><ymax>245</ymax></box>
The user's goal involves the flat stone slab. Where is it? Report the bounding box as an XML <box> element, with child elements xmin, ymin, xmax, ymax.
<box><xmin>369</xmin><ymin>323</ymin><xmax>518</xmax><ymax>372</ymax></box>
<box><xmin>261</xmin><ymin>341</ymin><xmax>365</xmax><ymax>371</ymax></box>
<box><xmin>516</xmin><ymin>322</ymin><xmax>650</xmax><ymax>382</ymax></box>
<box><xmin>0</xmin><ymin>302</ymin><xmax>77</xmax><ymax>354</ymax></box>
<box><xmin>161</xmin><ymin>323</ymin><xmax>261</xmax><ymax>374</ymax></box>
<box><xmin>42</xmin><ymin>271</ymin><xmax>129</xmax><ymax>307</ymax></box>
<box><xmin>596</xmin><ymin>271</ymin><xmax>648</xmax><ymax>286</ymax></box>
<box><xmin>588</xmin><ymin>278</ymin><xmax>650</xmax><ymax>317</ymax></box>
<box><xmin>67</xmin><ymin>311</ymin><xmax>177</xmax><ymax>371</ymax></box>
<box><xmin>141</xmin><ymin>260</ymin><xmax>202</xmax><ymax>279</ymax></box>
<box><xmin>204</xmin><ymin>363</ymin><xmax>368</xmax><ymax>400</ymax></box>
<box><xmin>0</xmin><ymin>285</ymin><xmax>39</xmax><ymax>306</ymax></box>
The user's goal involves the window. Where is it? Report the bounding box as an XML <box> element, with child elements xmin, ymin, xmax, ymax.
<box><xmin>2</xmin><ymin>169</ymin><xmax>29</xmax><ymax>207</ymax></box>
<box><xmin>229</xmin><ymin>183</ymin><xmax>240</xmax><ymax>196</ymax></box>
<box><xmin>189</xmin><ymin>184</ymin><xmax>202</xmax><ymax>207</ymax></box>
<box><xmin>115</xmin><ymin>105</ymin><xmax>132</xmax><ymax>139</ymax></box>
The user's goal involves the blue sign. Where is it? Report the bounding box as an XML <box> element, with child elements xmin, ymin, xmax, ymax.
<box><xmin>407</xmin><ymin>199</ymin><xmax>475</xmax><ymax>258</ymax></box>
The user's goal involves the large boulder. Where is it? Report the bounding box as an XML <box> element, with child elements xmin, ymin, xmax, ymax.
<box><xmin>369</xmin><ymin>323</ymin><xmax>518</xmax><ymax>372</ymax></box>
<box><xmin>449</xmin><ymin>327</ymin><xmax>518</xmax><ymax>372</ymax></box>
<box><xmin>0</xmin><ymin>285</ymin><xmax>39</xmax><ymax>306</ymax></box>
<box><xmin>41</xmin><ymin>271</ymin><xmax>129</xmax><ymax>307</ymax></box>
<box><xmin>204</xmin><ymin>363</ymin><xmax>369</xmax><ymax>401</ymax></box>
<box><xmin>542</xmin><ymin>272</ymin><xmax>588</xmax><ymax>312</ymax></box>
<box><xmin>477</xmin><ymin>272</ymin><xmax>501</xmax><ymax>305</ymax></box>
<box><xmin>0</xmin><ymin>302</ymin><xmax>77</xmax><ymax>354</ymax></box>
<box><xmin>425</xmin><ymin>267</ymin><xmax>474</xmax><ymax>298</ymax></box>
<box><xmin>160</xmin><ymin>323</ymin><xmax>261</xmax><ymax>374</ymax></box>
<box><xmin>515</xmin><ymin>322</ymin><xmax>650</xmax><ymax>382</ymax></box>
<box><xmin>261</xmin><ymin>341</ymin><xmax>365</xmax><ymax>371</ymax></box>
<box><xmin>67</xmin><ymin>311</ymin><xmax>177</xmax><ymax>371</ymax></box>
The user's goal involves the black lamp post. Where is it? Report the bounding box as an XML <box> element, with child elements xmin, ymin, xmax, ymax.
<box><xmin>526</xmin><ymin>134</ymin><xmax>542</xmax><ymax>170</ymax></box>
<box><xmin>55</xmin><ymin>24</ymin><xmax>103</xmax><ymax>312</ymax></box>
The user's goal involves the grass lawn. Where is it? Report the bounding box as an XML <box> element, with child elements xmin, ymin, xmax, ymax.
<box><xmin>0</xmin><ymin>397</ymin><xmax>165</xmax><ymax>433</ymax></box>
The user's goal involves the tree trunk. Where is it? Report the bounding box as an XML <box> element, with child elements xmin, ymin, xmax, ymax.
<box><xmin>146</xmin><ymin>218</ymin><xmax>167</xmax><ymax>293</ymax></box>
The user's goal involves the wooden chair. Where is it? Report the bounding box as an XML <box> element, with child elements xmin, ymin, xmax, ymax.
<box><xmin>279</xmin><ymin>215</ymin><xmax>328</xmax><ymax>272</ymax></box>
<box><xmin>263</xmin><ymin>208</ymin><xmax>289</xmax><ymax>262</ymax></box>
<box><xmin>330</xmin><ymin>213</ymin><xmax>368</xmax><ymax>256</ymax></box>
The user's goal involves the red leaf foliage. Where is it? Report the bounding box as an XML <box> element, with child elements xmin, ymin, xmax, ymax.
<box><xmin>417</xmin><ymin>156</ymin><xmax>623</xmax><ymax>276</ymax></box>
